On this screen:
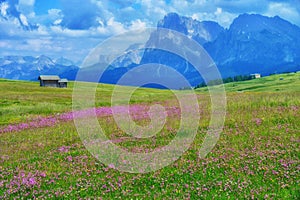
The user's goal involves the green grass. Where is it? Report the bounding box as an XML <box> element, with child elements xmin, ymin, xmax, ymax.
<box><xmin>196</xmin><ymin>72</ymin><xmax>300</xmax><ymax>93</ymax></box>
<box><xmin>0</xmin><ymin>79</ymin><xmax>175</xmax><ymax>126</ymax></box>
<box><xmin>0</xmin><ymin>74</ymin><xmax>299</xmax><ymax>199</ymax></box>
<box><xmin>1</xmin><ymin>72</ymin><xmax>299</xmax><ymax>126</ymax></box>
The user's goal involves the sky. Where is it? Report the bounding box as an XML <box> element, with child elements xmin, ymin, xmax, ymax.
<box><xmin>0</xmin><ymin>0</ymin><xmax>300</xmax><ymax>63</ymax></box>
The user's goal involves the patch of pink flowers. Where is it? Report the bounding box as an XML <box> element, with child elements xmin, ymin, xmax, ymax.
<box><xmin>0</xmin><ymin>104</ymin><xmax>181</xmax><ymax>134</ymax></box>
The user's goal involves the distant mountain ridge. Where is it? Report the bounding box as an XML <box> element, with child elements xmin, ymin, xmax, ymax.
<box><xmin>158</xmin><ymin>12</ymin><xmax>225</xmax><ymax>45</ymax></box>
<box><xmin>0</xmin><ymin>55</ymin><xmax>79</xmax><ymax>81</ymax></box>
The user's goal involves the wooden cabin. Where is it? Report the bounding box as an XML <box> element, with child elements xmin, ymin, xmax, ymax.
<box><xmin>38</xmin><ymin>75</ymin><xmax>68</xmax><ymax>88</ymax></box>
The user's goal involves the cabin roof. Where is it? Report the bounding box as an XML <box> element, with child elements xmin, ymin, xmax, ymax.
<box><xmin>38</xmin><ymin>75</ymin><xmax>60</xmax><ymax>81</ymax></box>
<box><xmin>58</xmin><ymin>79</ymin><xmax>68</xmax><ymax>83</ymax></box>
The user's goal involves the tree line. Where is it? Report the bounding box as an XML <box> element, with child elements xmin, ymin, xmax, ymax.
<box><xmin>194</xmin><ymin>74</ymin><xmax>255</xmax><ymax>89</ymax></box>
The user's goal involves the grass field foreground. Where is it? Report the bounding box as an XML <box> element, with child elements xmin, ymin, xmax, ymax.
<box><xmin>0</xmin><ymin>73</ymin><xmax>299</xmax><ymax>198</ymax></box>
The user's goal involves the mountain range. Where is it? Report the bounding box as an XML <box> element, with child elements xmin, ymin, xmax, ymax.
<box><xmin>103</xmin><ymin>13</ymin><xmax>300</xmax><ymax>87</ymax></box>
<box><xmin>205</xmin><ymin>13</ymin><xmax>300</xmax><ymax>77</ymax></box>
<box><xmin>0</xmin><ymin>55</ymin><xmax>79</xmax><ymax>81</ymax></box>
<box><xmin>1</xmin><ymin>13</ymin><xmax>300</xmax><ymax>87</ymax></box>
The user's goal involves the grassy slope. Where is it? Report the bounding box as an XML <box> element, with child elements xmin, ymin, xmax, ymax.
<box><xmin>1</xmin><ymin>72</ymin><xmax>299</xmax><ymax>125</ymax></box>
<box><xmin>0</xmin><ymin>73</ymin><xmax>299</xmax><ymax>199</ymax></box>
<box><xmin>0</xmin><ymin>79</ymin><xmax>174</xmax><ymax>125</ymax></box>
<box><xmin>196</xmin><ymin>72</ymin><xmax>300</xmax><ymax>93</ymax></box>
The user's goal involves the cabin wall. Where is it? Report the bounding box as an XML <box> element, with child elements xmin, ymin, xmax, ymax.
<box><xmin>43</xmin><ymin>80</ymin><xmax>59</xmax><ymax>87</ymax></box>
<box><xmin>59</xmin><ymin>82</ymin><xmax>67</xmax><ymax>88</ymax></box>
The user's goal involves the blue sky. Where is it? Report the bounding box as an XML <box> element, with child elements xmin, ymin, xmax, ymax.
<box><xmin>1</xmin><ymin>0</ymin><xmax>300</xmax><ymax>63</ymax></box>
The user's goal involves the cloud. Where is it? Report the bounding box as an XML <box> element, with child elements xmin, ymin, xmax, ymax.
<box><xmin>50</xmin><ymin>25</ymin><xmax>92</xmax><ymax>37</ymax></box>
<box><xmin>19</xmin><ymin>0</ymin><xmax>35</xmax><ymax>6</ymax></box>
<box><xmin>60</xmin><ymin>0</ymin><xmax>101</xmax><ymax>30</ymax></box>
<box><xmin>215</xmin><ymin>0</ymin><xmax>268</xmax><ymax>13</ymax></box>
<box><xmin>191</xmin><ymin>7</ymin><xmax>236</xmax><ymax>28</ymax></box>
<box><xmin>129</xmin><ymin>19</ymin><xmax>147</xmax><ymax>31</ymax></box>
<box><xmin>5</xmin><ymin>0</ymin><xmax>20</xmax><ymax>17</ymax></box>
<box><xmin>26</xmin><ymin>8</ymin><xmax>63</xmax><ymax>27</ymax></box>
<box><xmin>19</xmin><ymin>13</ymin><xmax>28</xmax><ymax>26</ymax></box>
<box><xmin>18</xmin><ymin>0</ymin><xmax>35</xmax><ymax>19</ymax></box>
<box><xmin>0</xmin><ymin>1</ymin><xmax>9</xmax><ymax>17</ymax></box>
<box><xmin>265</xmin><ymin>2</ymin><xmax>300</xmax><ymax>25</ymax></box>
<box><xmin>0</xmin><ymin>33</ymin><xmax>99</xmax><ymax>62</ymax></box>
<box><xmin>53</xmin><ymin>18</ymin><xmax>62</xmax><ymax>25</ymax></box>
<box><xmin>139</xmin><ymin>0</ymin><xmax>168</xmax><ymax>23</ymax></box>
<box><xmin>0</xmin><ymin>0</ymin><xmax>38</xmax><ymax>30</ymax></box>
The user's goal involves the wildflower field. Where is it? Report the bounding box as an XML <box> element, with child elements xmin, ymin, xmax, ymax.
<box><xmin>0</xmin><ymin>73</ymin><xmax>299</xmax><ymax>199</ymax></box>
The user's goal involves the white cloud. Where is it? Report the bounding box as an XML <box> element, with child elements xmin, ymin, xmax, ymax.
<box><xmin>53</xmin><ymin>19</ymin><xmax>62</xmax><ymax>25</ymax></box>
<box><xmin>35</xmin><ymin>25</ymin><xmax>49</xmax><ymax>35</ymax></box>
<box><xmin>0</xmin><ymin>2</ymin><xmax>9</xmax><ymax>17</ymax></box>
<box><xmin>19</xmin><ymin>0</ymin><xmax>35</xmax><ymax>6</ymax></box>
<box><xmin>20</xmin><ymin>13</ymin><xmax>29</xmax><ymax>26</ymax></box>
<box><xmin>12</xmin><ymin>18</ymin><xmax>21</xmax><ymax>26</ymax></box>
<box><xmin>96</xmin><ymin>17</ymin><xmax>126</xmax><ymax>35</ymax></box>
<box><xmin>215</xmin><ymin>7</ymin><xmax>222</xmax><ymax>15</ymax></box>
<box><xmin>24</xmin><ymin>39</ymin><xmax>51</xmax><ymax>52</ymax></box>
<box><xmin>48</xmin><ymin>9</ymin><xmax>63</xmax><ymax>17</ymax></box>
<box><xmin>0</xmin><ymin>40</ymin><xmax>12</xmax><ymax>48</ymax></box>
<box><xmin>190</xmin><ymin>7</ymin><xmax>237</xmax><ymax>28</ymax></box>
<box><xmin>140</xmin><ymin>0</ymin><xmax>168</xmax><ymax>20</ymax></box>
<box><xmin>26</xmin><ymin>9</ymin><xmax>62</xmax><ymax>27</ymax></box>
<box><xmin>121</xmin><ymin>6</ymin><xmax>135</xmax><ymax>12</ymax></box>
<box><xmin>50</xmin><ymin>26</ymin><xmax>91</xmax><ymax>37</ymax></box>
<box><xmin>95</xmin><ymin>18</ymin><xmax>147</xmax><ymax>36</ymax></box>
<box><xmin>191</xmin><ymin>14</ymin><xmax>199</xmax><ymax>21</ymax></box>
<box><xmin>48</xmin><ymin>9</ymin><xmax>63</xmax><ymax>25</ymax></box>
<box><xmin>129</xmin><ymin>19</ymin><xmax>147</xmax><ymax>31</ymax></box>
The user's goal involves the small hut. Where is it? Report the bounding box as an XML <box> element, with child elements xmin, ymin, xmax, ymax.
<box><xmin>38</xmin><ymin>75</ymin><xmax>60</xmax><ymax>87</ymax></box>
<box><xmin>38</xmin><ymin>75</ymin><xmax>68</xmax><ymax>88</ymax></box>
<box><xmin>58</xmin><ymin>79</ymin><xmax>68</xmax><ymax>88</ymax></box>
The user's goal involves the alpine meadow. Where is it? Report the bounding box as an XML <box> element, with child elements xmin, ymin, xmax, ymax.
<box><xmin>1</xmin><ymin>0</ymin><xmax>300</xmax><ymax>199</ymax></box>
<box><xmin>0</xmin><ymin>72</ymin><xmax>299</xmax><ymax>199</ymax></box>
